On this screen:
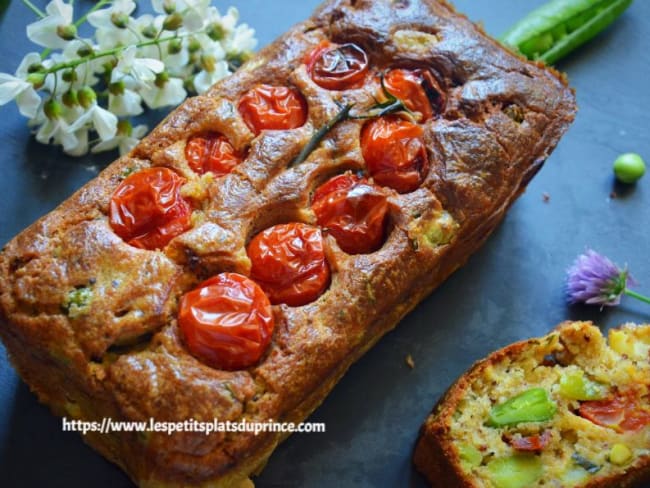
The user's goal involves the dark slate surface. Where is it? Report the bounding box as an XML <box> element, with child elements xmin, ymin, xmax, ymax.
<box><xmin>1</xmin><ymin>1</ymin><xmax>649</xmax><ymax>487</ymax></box>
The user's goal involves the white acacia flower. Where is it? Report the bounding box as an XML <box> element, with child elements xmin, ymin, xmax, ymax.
<box><xmin>193</xmin><ymin>59</ymin><xmax>228</xmax><ymax>94</ymax></box>
<box><xmin>95</xmin><ymin>26</ymin><xmax>138</xmax><ymax>50</ymax></box>
<box><xmin>92</xmin><ymin>2</ymin><xmax>141</xmax><ymax>50</ymax></box>
<box><xmin>152</xmin><ymin>0</ymin><xmax>172</xmax><ymax>14</ymax></box>
<box><xmin>109</xmin><ymin>86</ymin><xmax>144</xmax><ymax>117</ymax></box>
<box><xmin>35</xmin><ymin>106</ymin><xmax>84</xmax><ymax>155</ymax></box>
<box><xmin>182</xmin><ymin>0</ymin><xmax>211</xmax><ymax>32</ymax></box>
<box><xmin>0</xmin><ymin>53</ymin><xmax>42</xmax><ymax>118</ymax></box>
<box><xmin>226</xmin><ymin>24</ymin><xmax>257</xmax><ymax>53</ymax></box>
<box><xmin>26</xmin><ymin>0</ymin><xmax>74</xmax><ymax>49</ymax></box>
<box><xmin>112</xmin><ymin>46</ymin><xmax>164</xmax><ymax>85</ymax></box>
<box><xmin>153</xmin><ymin>0</ymin><xmax>208</xmax><ymax>15</ymax></box>
<box><xmin>87</xmin><ymin>0</ymin><xmax>136</xmax><ymax>29</ymax></box>
<box><xmin>92</xmin><ymin>123</ymin><xmax>147</xmax><ymax>155</ymax></box>
<box><xmin>140</xmin><ymin>76</ymin><xmax>186</xmax><ymax>108</ymax></box>
<box><xmin>64</xmin><ymin>127</ymin><xmax>89</xmax><ymax>156</ymax></box>
<box><xmin>61</xmin><ymin>105</ymin><xmax>92</xmax><ymax>155</ymax></box>
<box><xmin>219</xmin><ymin>7</ymin><xmax>239</xmax><ymax>32</ymax></box>
<box><xmin>69</xmin><ymin>102</ymin><xmax>118</xmax><ymax>141</ymax></box>
<box><xmin>163</xmin><ymin>47</ymin><xmax>190</xmax><ymax>73</ymax></box>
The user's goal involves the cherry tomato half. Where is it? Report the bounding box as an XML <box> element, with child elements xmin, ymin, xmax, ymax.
<box><xmin>109</xmin><ymin>167</ymin><xmax>192</xmax><ymax>250</ymax></box>
<box><xmin>506</xmin><ymin>430</ymin><xmax>552</xmax><ymax>452</ymax></box>
<box><xmin>579</xmin><ymin>393</ymin><xmax>650</xmax><ymax>432</ymax></box>
<box><xmin>238</xmin><ymin>84</ymin><xmax>308</xmax><ymax>135</ymax></box>
<box><xmin>179</xmin><ymin>273</ymin><xmax>274</xmax><ymax>370</ymax></box>
<box><xmin>185</xmin><ymin>133</ymin><xmax>243</xmax><ymax>177</ymax></box>
<box><xmin>383</xmin><ymin>68</ymin><xmax>444</xmax><ymax>121</ymax></box>
<box><xmin>312</xmin><ymin>173</ymin><xmax>389</xmax><ymax>254</ymax></box>
<box><xmin>247</xmin><ymin>223</ymin><xmax>330</xmax><ymax>306</ymax></box>
<box><xmin>306</xmin><ymin>41</ymin><xmax>369</xmax><ymax>90</ymax></box>
<box><xmin>360</xmin><ymin>116</ymin><xmax>429</xmax><ymax>193</ymax></box>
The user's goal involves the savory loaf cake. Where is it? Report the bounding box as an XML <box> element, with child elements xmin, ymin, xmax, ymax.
<box><xmin>0</xmin><ymin>0</ymin><xmax>575</xmax><ymax>486</ymax></box>
<box><xmin>414</xmin><ymin>322</ymin><xmax>650</xmax><ymax>488</ymax></box>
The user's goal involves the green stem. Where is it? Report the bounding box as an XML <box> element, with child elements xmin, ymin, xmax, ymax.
<box><xmin>41</xmin><ymin>33</ymin><xmax>194</xmax><ymax>76</ymax></box>
<box><xmin>21</xmin><ymin>0</ymin><xmax>45</xmax><ymax>18</ymax></box>
<box><xmin>624</xmin><ymin>289</ymin><xmax>650</xmax><ymax>305</ymax></box>
<box><xmin>290</xmin><ymin>103</ymin><xmax>353</xmax><ymax>167</ymax></box>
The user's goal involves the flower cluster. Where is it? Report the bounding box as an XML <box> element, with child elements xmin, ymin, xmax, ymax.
<box><xmin>0</xmin><ymin>0</ymin><xmax>256</xmax><ymax>156</ymax></box>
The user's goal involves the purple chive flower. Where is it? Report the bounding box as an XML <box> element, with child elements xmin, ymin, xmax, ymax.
<box><xmin>566</xmin><ymin>249</ymin><xmax>636</xmax><ymax>307</ymax></box>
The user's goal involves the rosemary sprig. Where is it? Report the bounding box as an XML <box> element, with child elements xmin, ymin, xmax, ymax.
<box><xmin>290</xmin><ymin>102</ymin><xmax>354</xmax><ymax>167</ymax></box>
<box><xmin>353</xmin><ymin>75</ymin><xmax>418</xmax><ymax>122</ymax></box>
<box><xmin>289</xmin><ymin>75</ymin><xmax>421</xmax><ymax>167</ymax></box>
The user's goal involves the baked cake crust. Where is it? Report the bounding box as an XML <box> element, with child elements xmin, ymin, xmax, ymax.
<box><xmin>0</xmin><ymin>0</ymin><xmax>575</xmax><ymax>486</ymax></box>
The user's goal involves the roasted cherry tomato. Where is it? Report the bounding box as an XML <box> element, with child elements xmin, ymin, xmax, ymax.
<box><xmin>312</xmin><ymin>173</ymin><xmax>389</xmax><ymax>254</ymax></box>
<box><xmin>579</xmin><ymin>393</ymin><xmax>650</xmax><ymax>432</ymax></box>
<box><xmin>238</xmin><ymin>84</ymin><xmax>308</xmax><ymax>135</ymax></box>
<box><xmin>360</xmin><ymin>116</ymin><xmax>429</xmax><ymax>193</ymax></box>
<box><xmin>383</xmin><ymin>68</ymin><xmax>444</xmax><ymax>121</ymax></box>
<box><xmin>185</xmin><ymin>133</ymin><xmax>243</xmax><ymax>177</ymax></box>
<box><xmin>178</xmin><ymin>273</ymin><xmax>274</xmax><ymax>370</ymax></box>
<box><xmin>306</xmin><ymin>41</ymin><xmax>369</xmax><ymax>90</ymax></box>
<box><xmin>506</xmin><ymin>430</ymin><xmax>552</xmax><ymax>452</ymax></box>
<box><xmin>109</xmin><ymin>167</ymin><xmax>192</xmax><ymax>250</ymax></box>
<box><xmin>247</xmin><ymin>223</ymin><xmax>330</xmax><ymax>306</ymax></box>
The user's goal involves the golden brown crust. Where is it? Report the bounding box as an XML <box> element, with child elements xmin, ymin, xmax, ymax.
<box><xmin>413</xmin><ymin>322</ymin><xmax>650</xmax><ymax>488</ymax></box>
<box><xmin>0</xmin><ymin>0</ymin><xmax>575</xmax><ymax>486</ymax></box>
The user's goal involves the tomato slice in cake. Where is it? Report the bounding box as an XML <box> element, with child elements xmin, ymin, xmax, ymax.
<box><xmin>312</xmin><ymin>173</ymin><xmax>389</xmax><ymax>254</ymax></box>
<box><xmin>579</xmin><ymin>393</ymin><xmax>650</xmax><ymax>432</ymax></box>
<box><xmin>179</xmin><ymin>273</ymin><xmax>274</xmax><ymax>370</ymax></box>
<box><xmin>247</xmin><ymin>223</ymin><xmax>330</xmax><ymax>306</ymax></box>
<box><xmin>185</xmin><ymin>133</ymin><xmax>243</xmax><ymax>177</ymax></box>
<box><xmin>361</xmin><ymin>116</ymin><xmax>429</xmax><ymax>193</ymax></box>
<box><xmin>382</xmin><ymin>68</ymin><xmax>444</xmax><ymax>121</ymax></box>
<box><xmin>306</xmin><ymin>41</ymin><xmax>369</xmax><ymax>90</ymax></box>
<box><xmin>238</xmin><ymin>84</ymin><xmax>308</xmax><ymax>135</ymax></box>
<box><xmin>109</xmin><ymin>167</ymin><xmax>192</xmax><ymax>250</ymax></box>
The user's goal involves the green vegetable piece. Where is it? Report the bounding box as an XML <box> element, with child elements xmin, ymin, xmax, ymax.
<box><xmin>487</xmin><ymin>455</ymin><xmax>543</xmax><ymax>488</ymax></box>
<box><xmin>559</xmin><ymin>369</ymin><xmax>607</xmax><ymax>400</ymax></box>
<box><xmin>501</xmin><ymin>0</ymin><xmax>634</xmax><ymax>65</ymax></box>
<box><xmin>458</xmin><ymin>444</ymin><xmax>483</xmax><ymax>469</ymax></box>
<box><xmin>613</xmin><ymin>153</ymin><xmax>646</xmax><ymax>184</ymax></box>
<box><xmin>63</xmin><ymin>286</ymin><xmax>93</xmax><ymax>319</ymax></box>
<box><xmin>572</xmin><ymin>453</ymin><xmax>601</xmax><ymax>473</ymax></box>
<box><xmin>487</xmin><ymin>388</ymin><xmax>557</xmax><ymax>427</ymax></box>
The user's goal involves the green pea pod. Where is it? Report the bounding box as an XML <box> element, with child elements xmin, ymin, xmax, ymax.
<box><xmin>501</xmin><ymin>0</ymin><xmax>633</xmax><ymax>64</ymax></box>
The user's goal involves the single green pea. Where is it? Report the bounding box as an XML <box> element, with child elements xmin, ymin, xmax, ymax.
<box><xmin>487</xmin><ymin>388</ymin><xmax>557</xmax><ymax>427</ymax></box>
<box><xmin>613</xmin><ymin>153</ymin><xmax>646</xmax><ymax>184</ymax></box>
